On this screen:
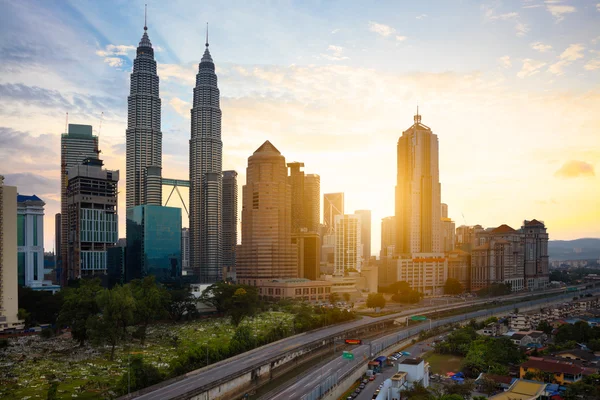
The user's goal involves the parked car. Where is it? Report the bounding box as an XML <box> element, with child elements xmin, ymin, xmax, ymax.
<box><xmin>369</xmin><ymin>376</ymin><xmax>375</xmax><ymax>381</ymax></box>
<box><xmin>362</xmin><ymin>379</ymin><xmax>368</xmax><ymax>384</ymax></box>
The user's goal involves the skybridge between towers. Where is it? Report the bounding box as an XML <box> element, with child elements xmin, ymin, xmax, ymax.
<box><xmin>162</xmin><ymin>178</ymin><xmax>189</xmax><ymax>216</ymax></box>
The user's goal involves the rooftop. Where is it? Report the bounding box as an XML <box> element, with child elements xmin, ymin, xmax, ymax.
<box><xmin>492</xmin><ymin>224</ymin><xmax>518</xmax><ymax>234</ymax></box>
<box><xmin>400</xmin><ymin>357</ymin><xmax>423</xmax><ymax>365</ymax></box>
<box><xmin>17</xmin><ymin>194</ymin><xmax>44</xmax><ymax>204</ymax></box>
<box><xmin>556</xmin><ymin>349</ymin><xmax>597</xmax><ymax>362</ymax></box>
<box><xmin>521</xmin><ymin>359</ymin><xmax>583</xmax><ymax>375</ymax></box>
<box><xmin>489</xmin><ymin>379</ymin><xmax>546</xmax><ymax>400</ymax></box>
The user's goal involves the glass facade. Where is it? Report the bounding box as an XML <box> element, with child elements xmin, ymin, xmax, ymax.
<box><xmin>126</xmin><ymin>205</ymin><xmax>181</xmax><ymax>283</ymax></box>
<box><xmin>17</xmin><ymin>214</ymin><xmax>25</xmax><ymax>246</ymax></box>
<box><xmin>18</xmin><ymin>252</ymin><xmax>25</xmax><ymax>286</ymax></box>
<box><xmin>33</xmin><ymin>215</ymin><xmax>38</xmax><ymax>246</ymax></box>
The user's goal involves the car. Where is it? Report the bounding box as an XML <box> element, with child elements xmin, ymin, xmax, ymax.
<box><xmin>378</xmin><ymin>383</ymin><xmax>383</xmax><ymax>389</ymax></box>
<box><xmin>351</xmin><ymin>393</ymin><xmax>358</xmax><ymax>398</ymax></box>
<box><xmin>359</xmin><ymin>383</ymin><xmax>366</xmax><ymax>389</ymax></box>
<box><xmin>355</xmin><ymin>388</ymin><xmax>361</xmax><ymax>393</ymax></box>
<box><xmin>362</xmin><ymin>379</ymin><xmax>368</xmax><ymax>384</ymax></box>
<box><xmin>369</xmin><ymin>376</ymin><xmax>375</xmax><ymax>381</ymax></box>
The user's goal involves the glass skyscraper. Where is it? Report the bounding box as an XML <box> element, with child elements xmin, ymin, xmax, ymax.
<box><xmin>126</xmin><ymin>19</ymin><xmax>162</xmax><ymax>208</ymax></box>
<box><xmin>126</xmin><ymin>205</ymin><xmax>181</xmax><ymax>283</ymax></box>
<box><xmin>189</xmin><ymin>33</ymin><xmax>223</xmax><ymax>283</ymax></box>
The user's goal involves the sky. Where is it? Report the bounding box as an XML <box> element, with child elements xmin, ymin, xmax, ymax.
<box><xmin>0</xmin><ymin>0</ymin><xmax>599</xmax><ymax>257</ymax></box>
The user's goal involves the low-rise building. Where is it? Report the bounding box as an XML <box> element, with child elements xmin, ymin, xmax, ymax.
<box><xmin>520</xmin><ymin>358</ymin><xmax>583</xmax><ymax>385</ymax></box>
<box><xmin>397</xmin><ymin>357</ymin><xmax>430</xmax><ymax>388</ymax></box>
<box><xmin>488</xmin><ymin>379</ymin><xmax>547</xmax><ymax>400</ymax></box>
<box><xmin>483</xmin><ymin>322</ymin><xmax>508</xmax><ymax>337</ymax></box>
<box><xmin>555</xmin><ymin>349</ymin><xmax>597</xmax><ymax>364</ymax></box>
<box><xmin>396</xmin><ymin>254</ymin><xmax>447</xmax><ymax>296</ymax></box>
<box><xmin>257</xmin><ymin>278</ymin><xmax>332</xmax><ymax>303</ymax></box>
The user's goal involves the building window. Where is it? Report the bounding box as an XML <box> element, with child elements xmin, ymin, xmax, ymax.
<box><xmin>33</xmin><ymin>252</ymin><xmax>38</xmax><ymax>281</ymax></box>
<box><xmin>33</xmin><ymin>216</ymin><xmax>38</xmax><ymax>246</ymax></box>
<box><xmin>17</xmin><ymin>214</ymin><xmax>25</xmax><ymax>246</ymax></box>
<box><xmin>18</xmin><ymin>252</ymin><xmax>26</xmax><ymax>286</ymax></box>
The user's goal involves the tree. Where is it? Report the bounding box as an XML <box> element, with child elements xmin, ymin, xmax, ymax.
<box><xmin>563</xmin><ymin>374</ymin><xmax>600</xmax><ymax>400</ymax></box>
<box><xmin>57</xmin><ymin>278</ymin><xmax>103</xmax><ymax>345</ymax></box>
<box><xmin>329</xmin><ymin>292</ymin><xmax>340</xmax><ymax>305</ymax></box>
<box><xmin>480</xmin><ymin>378</ymin><xmax>499</xmax><ymax>395</ymax></box>
<box><xmin>229</xmin><ymin>287</ymin><xmax>259</xmax><ymax>326</ymax></box>
<box><xmin>17</xmin><ymin>308</ymin><xmax>30</xmax><ymax>324</ymax></box>
<box><xmin>130</xmin><ymin>276</ymin><xmax>170</xmax><ymax>345</ymax></box>
<box><xmin>116</xmin><ymin>355</ymin><xmax>163</xmax><ymax>395</ymax></box>
<box><xmin>87</xmin><ymin>284</ymin><xmax>136</xmax><ymax>360</ymax></box>
<box><xmin>401</xmin><ymin>382</ymin><xmax>431</xmax><ymax>400</ymax></box>
<box><xmin>536</xmin><ymin>320</ymin><xmax>553</xmax><ymax>335</ymax></box>
<box><xmin>18</xmin><ymin>286</ymin><xmax>64</xmax><ymax>326</ymax></box>
<box><xmin>167</xmin><ymin>289</ymin><xmax>198</xmax><ymax>321</ymax></box>
<box><xmin>389</xmin><ymin>280</ymin><xmax>411</xmax><ymax>295</ymax></box>
<box><xmin>444</xmin><ymin>278</ymin><xmax>463</xmax><ymax>295</ymax></box>
<box><xmin>443</xmin><ymin>380</ymin><xmax>475</xmax><ymax>399</ymax></box>
<box><xmin>343</xmin><ymin>293</ymin><xmax>350</xmax><ymax>303</ymax></box>
<box><xmin>366</xmin><ymin>293</ymin><xmax>386</xmax><ymax>310</ymax></box>
<box><xmin>229</xmin><ymin>325</ymin><xmax>255</xmax><ymax>355</ymax></box>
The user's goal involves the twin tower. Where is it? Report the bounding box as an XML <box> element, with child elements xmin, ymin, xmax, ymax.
<box><xmin>125</xmin><ymin>20</ymin><xmax>222</xmax><ymax>283</ymax></box>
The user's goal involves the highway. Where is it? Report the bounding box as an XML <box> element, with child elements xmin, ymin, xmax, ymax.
<box><xmin>269</xmin><ymin>290</ymin><xmax>594</xmax><ymax>400</ymax></box>
<box><xmin>132</xmin><ymin>288</ymin><xmax>584</xmax><ymax>400</ymax></box>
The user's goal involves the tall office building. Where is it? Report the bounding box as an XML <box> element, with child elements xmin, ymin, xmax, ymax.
<box><xmin>126</xmin><ymin>18</ymin><xmax>162</xmax><ymax>208</ymax></box>
<box><xmin>379</xmin><ymin>216</ymin><xmax>397</xmax><ymax>287</ymax></box>
<box><xmin>189</xmin><ymin>32</ymin><xmax>223</xmax><ymax>283</ymax></box>
<box><xmin>66</xmin><ymin>158</ymin><xmax>119</xmax><ymax>279</ymax></box>
<box><xmin>0</xmin><ymin>177</ymin><xmax>21</xmax><ymax>331</ymax></box>
<box><xmin>54</xmin><ymin>213</ymin><xmax>61</xmax><ymax>280</ymax></box>
<box><xmin>521</xmin><ymin>219</ymin><xmax>549</xmax><ymax>290</ymax></box>
<box><xmin>304</xmin><ymin>174</ymin><xmax>320</xmax><ymax>233</ymax></box>
<box><xmin>60</xmin><ymin>124</ymin><xmax>99</xmax><ymax>285</ymax></box>
<box><xmin>440</xmin><ymin>203</ymin><xmax>455</xmax><ymax>253</ymax></box>
<box><xmin>17</xmin><ymin>195</ymin><xmax>45</xmax><ymax>288</ymax></box>
<box><xmin>287</xmin><ymin>162</ymin><xmax>305</xmax><ymax>233</ymax></box>
<box><xmin>333</xmin><ymin>214</ymin><xmax>361</xmax><ymax>276</ymax></box>
<box><xmin>222</xmin><ymin>171</ymin><xmax>238</xmax><ymax>272</ymax></box>
<box><xmin>355</xmin><ymin>210</ymin><xmax>372</xmax><ymax>262</ymax></box>
<box><xmin>395</xmin><ymin>112</ymin><xmax>441</xmax><ymax>255</ymax></box>
<box><xmin>126</xmin><ymin>205</ymin><xmax>181</xmax><ymax>283</ymax></box>
<box><xmin>181</xmin><ymin>227</ymin><xmax>190</xmax><ymax>271</ymax></box>
<box><xmin>323</xmin><ymin>193</ymin><xmax>344</xmax><ymax>233</ymax></box>
<box><xmin>236</xmin><ymin>141</ymin><xmax>297</xmax><ymax>285</ymax></box>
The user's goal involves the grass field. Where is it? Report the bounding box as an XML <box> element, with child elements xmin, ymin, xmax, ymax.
<box><xmin>0</xmin><ymin>311</ymin><xmax>294</xmax><ymax>400</ymax></box>
<box><xmin>424</xmin><ymin>352</ymin><xmax>464</xmax><ymax>375</ymax></box>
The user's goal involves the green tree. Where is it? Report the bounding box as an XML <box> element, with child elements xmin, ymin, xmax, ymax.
<box><xmin>57</xmin><ymin>278</ymin><xmax>103</xmax><ymax>345</ymax></box>
<box><xmin>230</xmin><ymin>287</ymin><xmax>259</xmax><ymax>326</ymax></box>
<box><xmin>329</xmin><ymin>292</ymin><xmax>340</xmax><ymax>305</ymax></box>
<box><xmin>563</xmin><ymin>374</ymin><xmax>600</xmax><ymax>400</ymax></box>
<box><xmin>389</xmin><ymin>280</ymin><xmax>411</xmax><ymax>295</ymax></box>
<box><xmin>87</xmin><ymin>284</ymin><xmax>136</xmax><ymax>360</ymax></box>
<box><xmin>229</xmin><ymin>325</ymin><xmax>255</xmax><ymax>355</ymax></box>
<box><xmin>401</xmin><ymin>382</ymin><xmax>431</xmax><ymax>399</ymax></box>
<box><xmin>17</xmin><ymin>308</ymin><xmax>30</xmax><ymax>325</ymax></box>
<box><xmin>536</xmin><ymin>320</ymin><xmax>553</xmax><ymax>335</ymax></box>
<box><xmin>167</xmin><ymin>289</ymin><xmax>198</xmax><ymax>321</ymax></box>
<box><xmin>342</xmin><ymin>293</ymin><xmax>350</xmax><ymax>302</ymax></box>
<box><xmin>480</xmin><ymin>378</ymin><xmax>499</xmax><ymax>395</ymax></box>
<box><xmin>18</xmin><ymin>286</ymin><xmax>64</xmax><ymax>326</ymax></box>
<box><xmin>130</xmin><ymin>276</ymin><xmax>170</xmax><ymax>344</ymax></box>
<box><xmin>366</xmin><ymin>293</ymin><xmax>386</xmax><ymax>310</ymax></box>
<box><xmin>444</xmin><ymin>278</ymin><xmax>463</xmax><ymax>295</ymax></box>
<box><xmin>443</xmin><ymin>380</ymin><xmax>475</xmax><ymax>399</ymax></box>
<box><xmin>116</xmin><ymin>355</ymin><xmax>163</xmax><ymax>395</ymax></box>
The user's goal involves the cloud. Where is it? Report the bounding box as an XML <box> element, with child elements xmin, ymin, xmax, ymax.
<box><xmin>368</xmin><ymin>21</ymin><xmax>396</xmax><ymax>37</ymax></box>
<box><xmin>169</xmin><ymin>97</ymin><xmax>190</xmax><ymax>118</ymax></box>
<box><xmin>95</xmin><ymin>44</ymin><xmax>136</xmax><ymax>57</ymax></box>
<box><xmin>331</xmin><ymin>29</ymin><xmax>340</xmax><ymax>34</ymax></box>
<box><xmin>584</xmin><ymin>59</ymin><xmax>600</xmax><ymax>71</ymax></box>
<box><xmin>554</xmin><ymin>160</ymin><xmax>595</xmax><ymax>178</ymax></box>
<box><xmin>499</xmin><ymin>55</ymin><xmax>512</xmax><ymax>68</ymax></box>
<box><xmin>597</xmin><ymin>3</ymin><xmax>600</xmax><ymax>11</ymax></box>
<box><xmin>95</xmin><ymin>44</ymin><xmax>135</xmax><ymax>69</ymax></box>
<box><xmin>0</xmin><ymin>127</ymin><xmax>57</xmax><ymax>171</ymax></box>
<box><xmin>531</xmin><ymin>42</ymin><xmax>552</xmax><ymax>52</ymax></box>
<box><xmin>2</xmin><ymin>173</ymin><xmax>60</xmax><ymax>197</ymax></box>
<box><xmin>416</xmin><ymin>14</ymin><xmax>427</xmax><ymax>19</ymax></box>
<box><xmin>515</xmin><ymin>22</ymin><xmax>530</xmax><ymax>36</ymax></box>
<box><xmin>158</xmin><ymin>64</ymin><xmax>197</xmax><ymax>86</ymax></box>
<box><xmin>545</xmin><ymin>2</ymin><xmax>576</xmax><ymax>21</ymax></box>
<box><xmin>517</xmin><ymin>59</ymin><xmax>546</xmax><ymax>78</ymax></box>
<box><xmin>103</xmin><ymin>57</ymin><xmax>123</xmax><ymax>68</ymax></box>
<box><xmin>395</xmin><ymin>36</ymin><xmax>407</xmax><ymax>42</ymax></box>
<box><xmin>560</xmin><ymin>43</ymin><xmax>585</xmax><ymax>61</ymax></box>
<box><xmin>0</xmin><ymin>83</ymin><xmax>71</xmax><ymax>109</ymax></box>
<box><xmin>547</xmin><ymin>60</ymin><xmax>570</xmax><ymax>75</ymax></box>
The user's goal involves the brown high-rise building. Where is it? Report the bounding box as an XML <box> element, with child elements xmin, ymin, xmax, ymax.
<box><xmin>395</xmin><ymin>112</ymin><xmax>441</xmax><ymax>255</ymax></box>
<box><xmin>304</xmin><ymin>174</ymin><xmax>320</xmax><ymax>233</ymax></box>
<box><xmin>521</xmin><ymin>219</ymin><xmax>549</xmax><ymax>290</ymax></box>
<box><xmin>323</xmin><ymin>192</ymin><xmax>344</xmax><ymax>233</ymax></box>
<box><xmin>237</xmin><ymin>141</ymin><xmax>297</xmax><ymax>285</ymax></box>
<box><xmin>287</xmin><ymin>164</ymin><xmax>320</xmax><ymax>280</ymax></box>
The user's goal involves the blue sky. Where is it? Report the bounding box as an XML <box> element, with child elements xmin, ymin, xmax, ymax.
<box><xmin>1</xmin><ymin>0</ymin><xmax>599</xmax><ymax>253</ymax></box>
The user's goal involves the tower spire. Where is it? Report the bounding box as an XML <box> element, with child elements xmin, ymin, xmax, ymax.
<box><xmin>205</xmin><ymin>22</ymin><xmax>209</xmax><ymax>47</ymax></box>
<box><xmin>414</xmin><ymin>105</ymin><xmax>421</xmax><ymax>124</ymax></box>
<box><xmin>144</xmin><ymin>4</ymin><xmax>147</xmax><ymax>31</ymax></box>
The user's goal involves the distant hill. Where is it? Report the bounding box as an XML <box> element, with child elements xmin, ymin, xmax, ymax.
<box><xmin>548</xmin><ymin>238</ymin><xmax>600</xmax><ymax>261</ymax></box>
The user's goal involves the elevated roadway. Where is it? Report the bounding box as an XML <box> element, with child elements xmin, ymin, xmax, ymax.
<box><xmin>129</xmin><ymin>287</ymin><xmax>589</xmax><ymax>400</ymax></box>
